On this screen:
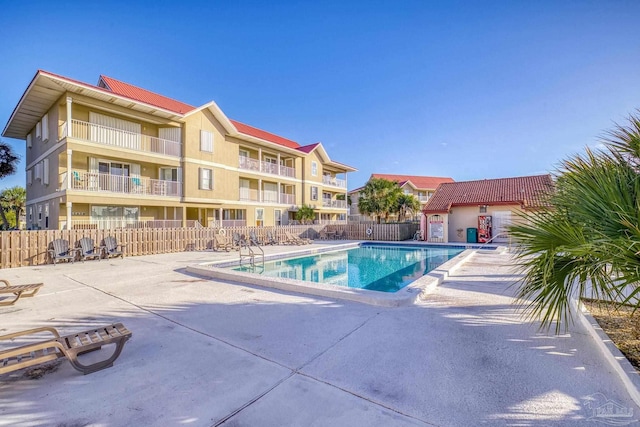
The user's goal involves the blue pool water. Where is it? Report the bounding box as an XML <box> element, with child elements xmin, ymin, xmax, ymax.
<box><xmin>232</xmin><ymin>244</ymin><xmax>464</xmax><ymax>292</ymax></box>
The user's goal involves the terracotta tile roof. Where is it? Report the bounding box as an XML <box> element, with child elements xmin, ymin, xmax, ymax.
<box><xmin>423</xmin><ymin>174</ymin><xmax>553</xmax><ymax>213</ymax></box>
<box><xmin>370</xmin><ymin>174</ymin><xmax>454</xmax><ymax>190</ymax></box>
<box><xmin>229</xmin><ymin>120</ymin><xmax>301</xmax><ymax>149</ymax></box>
<box><xmin>99</xmin><ymin>75</ymin><xmax>196</xmax><ymax>114</ymax></box>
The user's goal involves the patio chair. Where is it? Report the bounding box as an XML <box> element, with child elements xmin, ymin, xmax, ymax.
<box><xmin>339</xmin><ymin>230</ymin><xmax>349</xmax><ymax>240</ymax></box>
<box><xmin>0</xmin><ymin>280</ymin><xmax>44</xmax><ymax>306</ymax></box>
<box><xmin>318</xmin><ymin>230</ymin><xmax>328</xmax><ymax>240</ymax></box>
<box><xmin>265</xmin><ymin>231</ymin><xmax>278</xmax><ymax>245</ymax></box>
<box><xmin>248</xmin><ymin>230</ymin><xmax>262</xmax><ymax>246</ymax></box>
<box><xmin>214</xmin><ymin>234</ymin><xmax>233</xmax><ymax>252</ymax></box>
<box><xmin>77</xmin><ymin>237</ymin><xmax>101</xmax><ymax>262</ymax></box>
<box><xmin>102</xmin><ymin>236</ymin><xmax>125</xmax><ymax>259</ymax></box>
<box><xmin>232</xmin><ymin>232</ymin><xmax>247</xmax><ymax>250</ymax></box>
<box><xmin>49</xmin><ymin>239</ymin><xmax>77</xmax><ymax>265</ymax></box>
<box><xmin>0</xmin><ymin>323</ymin><xmax>132</xmax><ymax>375</ymax></box>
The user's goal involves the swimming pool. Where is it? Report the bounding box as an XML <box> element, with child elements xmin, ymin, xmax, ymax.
<box><xmin>231</xmin><ymin>243</ymin><xmax>464</xmax><ymax>292</ymax></box>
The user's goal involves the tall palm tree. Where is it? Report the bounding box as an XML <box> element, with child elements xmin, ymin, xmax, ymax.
<box><xmin>358</xmin><ymin>178</ymin><xmax>403</xmax><ymax>224</ymax></box>
<box><xmin>394</xmin><ymin>193</ymin><xmax>421</xmax><ymax>222</ymax></box>
<box><xmin>510</xmin><ymin>113</ymin><xmax>640</xmax><ymax>332</ymax></box>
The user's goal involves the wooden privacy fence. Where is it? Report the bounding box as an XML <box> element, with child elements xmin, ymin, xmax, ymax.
<box><xmin>0</xmin><ymin>223</ymin><xmax>420</xmax><ymax>269</ymax></box>
<box><xmin>324</xmin><ymin>223</ymin><xmax>419</xmax><ymax>241</ymax></box>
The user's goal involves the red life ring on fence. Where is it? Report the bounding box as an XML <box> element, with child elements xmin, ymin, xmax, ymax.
<box><xmin>366</xmin><ymin>228</ymin><xmax>373</xmax><ymax>236</ymax></box>
<box><xmin>219</xmin><ymin>228</ymin><xmax>226</xmax><ymax>236</ymax></box>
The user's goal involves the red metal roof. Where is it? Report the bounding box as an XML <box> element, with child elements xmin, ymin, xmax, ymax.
<box><xmin>229</xmin><ymin>120</ymin><xmax>301</xmax><ymax>149</ymax></box>
<box><xmin>38</xmin><ymin>71</ymin><xmax>314</xmax><ymax>151</ymax></box>
<box><xmin>370</xmin><ymin>174</ymin><xmax>454</xmax><ymax>190</ymax></box>
<box><xmin>99</xmin><ymin>75</ymin><xmax>196</xmax><ymax>114</ymax></box>
<box><xmin>423</xmin><ymin>174</ymin><xmax>553</xmax><ymax>213</ymax></box>
<box><xmin>297</xmin><ymin>143</ymin><xmax>320</xmax><ymax>154</ymax></box>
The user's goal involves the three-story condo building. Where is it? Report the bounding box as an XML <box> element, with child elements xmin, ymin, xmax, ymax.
<box><xmin>2</xmin><ymin>71</ymin><xmax>355</xmax><ymax>229</ymax></box>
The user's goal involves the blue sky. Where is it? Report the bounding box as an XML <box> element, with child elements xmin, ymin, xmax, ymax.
<box><xmin>1</xmin><ymin>1</ymin><xmax>639</xmax><ymax>191</ymax></box>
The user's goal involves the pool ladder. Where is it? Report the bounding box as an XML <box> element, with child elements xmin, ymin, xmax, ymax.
<box><xmin>239</xmin><ymin>240</ymin><xmax>265</xmax><ymax>269</ymax></box>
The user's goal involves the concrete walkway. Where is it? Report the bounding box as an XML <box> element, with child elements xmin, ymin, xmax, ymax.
<box><xmin>0</xmin><ymin>246</ymin><xmax>637</xmax><ymax>426</ymax></box>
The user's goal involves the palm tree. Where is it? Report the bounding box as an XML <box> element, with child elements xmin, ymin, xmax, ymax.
<box><xmin>0</xmin><ymin>186</ymin><xmax>26</xmax><ymax>229</ymax></box>
<box><xmin>510</xmin><ymin>112</ymin><xmax>640</xmax><ymax>332</ymax></box>
<box><xmin>0</xmin><ymin>141</ymin><xmax>19</xmax><ymax>229</ymax></box>
<box><xmin>357</xmin><ymin>178</ymin><xmax>403</xmax><ymax>224</ymax></box>
<box><xmin>295</xmin><ymin>204</ymin><xmax>316</xmax><ymax>224</ymax></box>
<box><xmin>394</xmin><ymin>193</ymin><xmax>421</xmax><ymax>222</ymax></box>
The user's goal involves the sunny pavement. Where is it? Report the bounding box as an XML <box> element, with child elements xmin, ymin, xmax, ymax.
<box><xmin>0</xmin><ymin>244</ymin><xmax>638</xmax><ymax>426</ymax></box>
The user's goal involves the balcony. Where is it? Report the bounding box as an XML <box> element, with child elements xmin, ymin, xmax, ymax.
<box><xmin>60</xmin><ymin>120</ymin><xmax>181</xmax><ymax>157</ymax></box>
<box><xmin>417</xmin><ymin>195</ymin><xmax>430</xmax><ymax>202</ymax></box>
<box><xmin>62</xmin><ymin>170</ymin><xmax>182</xmax><ymax>197</ymax></box>
<box><xmin>322</xmin><ymin>199</ymin><xmax>347</xmax><ymax>209</ymax></box>
<box><xmin>69</xmin><ymin>219</ymin><xmax>200</xmax><ymax>230</ymax></box>
<box><xmin>239</xmin><ymin>188</ymin><xmax>295</xmax><ymax>204</ymax></box>
<box><xmin>238</xmin><ymin>156</ymin><xmax>295</xmax><ymax>178</ymax></box>
<box><xmin>322</xmin><ymin>175</ymin><xmax>347</xmax><ymax>188</ymax></box>
<box><xmin>209</xmin><ymin>220</ymin><xmax>248</xmax><ymax>228</ymax></box>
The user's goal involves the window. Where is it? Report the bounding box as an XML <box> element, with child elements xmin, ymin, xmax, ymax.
<box><xmin>311</xmin><ymin>161</ymin><xmax>318</xmax><ymax>176</ymax></box>
<box><xmin>160</xmin><ymin>167</ymin><xmax>179</xmax><ymax>181</ymax></box>
<box><xmin>200</xmin><ymin>130</ymin><xmax>213</xmax><ymax>152</ymax></box>
<box><xmin>479</xmin><ymin>205</ymin><xmax>488</xmax><ymax>213</ymax></box>
<box><xmin>310</xmin><ymin>186</ymin><xmax>318</xmax><ymax>201</ymax></box>
<box><xmin>199</xmin><ymin>168</ymin><xmax>213</xmax><ymax>190</ymax></box>
<box><xmin>26</xmin><ymin>133</ymin><xmax>32</xmax><ymax>148</ymax></box>
<box><xmin>275</xmin><ymin>209</ymin><xmax>282</xmax><ymax>226</ymax></box>
<box><xmin>34</xmin><ymin>162</ymin><xmax>43</xmax><ymax>181</ymax></box>
<box><xmin>36</xmin><ymin>121</ymin><xmax>41</xmax><ymax>139</ymax></box>
<box><xmin>256</xmin><ymin>208</ymin><xmax>264</xmax><ymax>227</ymax></box>
<box><xmin>43</xmin><ymin>159</ymin><xmax>49</xmax><ymax>185</ymax></box>
<box><xmin>42</xmin><ymin>114</ymin><xmax>49</xmax><ymax>141</ymax></box>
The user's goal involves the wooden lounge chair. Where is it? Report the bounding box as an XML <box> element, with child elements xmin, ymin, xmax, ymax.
<box><xmin>284</xmin><ymin>231</ymin><xmax>311</xmax><ymax>245</ymax></box>
<box><xmin>77</xmin><ymin>237</ymin><xmax>101</xmax><ymax>262</ymax></box>
<box><xmin>102</xmin><ymin>236</ymin><xmax>125</xmax><ymax>259</ymax></box>
<box><xmin>214</xmin><ymin>234</ymin><xmax>233</xmax><ymax>252</ymax></box>
<box><xmin>0</xmin><ymin>323</ymin><xmax>132</xmax><ymax>375</ymax></box>
<box><xmin>0</xmin><ymin>280</ymin><xmax>44</xmax><ymax>306</ymax></box>
<box><xmin>49</xmin><ymin>239</ymin><xmax>77</xmax><ymax>265</ymax></box>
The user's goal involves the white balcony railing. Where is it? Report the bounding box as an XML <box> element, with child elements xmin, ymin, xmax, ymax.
<box><xmin>238</xmin><ymin>156</ymin><xmax>296</xmax><ymax>178</ymax></box>
<box><xmin>63</xmin><ymin>170</ymin><xmax>182</xmax><ymax>197</ymax></box>
<box><xmin>279</xmin><ymin>193</ymin><xmax>295</xmax><ymax>205</ymax></box>
<box><xmin>322</xmin><ymin>175</ymin><xmax>347</xmax><ymax>188</ymax></box>
<box><xmin>417</xmin><ymin>195</ymin><xmax>430</xmax><ymax>202</ymax></box>
<box><xmin>61</xmin><ymin>120</ymin><xmax>181</xmax><ymax>157</ymax></box>
<box><xmin>69</xmin><ymin>219</ymin><xmax>200</xmax><ymax>230</ymax></box>
<box><xmin>239</xmin><ymin>187</ymin><xmax>296</xmax><ymax>204</ymax></box>
<box><xmin>209</xmin><ymin>220</ymin><xmax>247</xmax><ymax>228</ymax></box>
<box><xmin>322</xmin><ymin>199</ymin><xmax>347</xmax><ymax>209</ymax></box>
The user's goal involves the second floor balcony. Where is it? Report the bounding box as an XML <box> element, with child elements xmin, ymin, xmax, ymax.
<box><xmin>239</xmin><ymin>188</ymin><xmax>296</xmax><ymax>205</ymax></box>
<box><xmin>238</xmin><ymin>156</ymin><xmax>296</xmax><ymax>178</ymax></box>
<box><xmin>322</xmin><ymin>199</ymin><xmax>347</xmax><ymax>209</ymax></box>
<box><xmin>61</xmin><ymin>170</ymin><xmax>182</xmax><ymax>197</ymax></box>
<box><xmin>322</xmin><ymin>175</ymin><xmax>347</xmax><ymax>188</ymax></box>
<box><xmin>60</xmin><ymin>119</ymin><xmax>182</xmax><ymax>158</ymax></box>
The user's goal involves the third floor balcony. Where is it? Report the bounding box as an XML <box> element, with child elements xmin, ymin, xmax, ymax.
<box><xmin>238</xmin><ymin>156</ymin><xmax>296</xmax><ymax>178</ymax></box>
<box><xmin>60</xmin><ymin>119</ymin><xmax>182</xmax><ymax>158</ymax></box>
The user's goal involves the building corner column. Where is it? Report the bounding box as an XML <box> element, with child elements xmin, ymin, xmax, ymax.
<box><xmin>66</xmin><ymin>202</ymin><xmax>72</xmax><ymax>230</ymax></box>
<box><xmin>66</xmin><ymin>97</ymin><xmax>73</xmax><ymax>138</ymax></box>
<box><xmin>66</xmin><ymin>149</ymin><xmax>72</xmax><ymax>190</ymax></box>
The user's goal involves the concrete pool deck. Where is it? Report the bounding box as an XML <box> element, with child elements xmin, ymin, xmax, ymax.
<box><xmin>1</xmin><ymin>243</ymin><xmax>638</xmax><ymax>426</ymax></box>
